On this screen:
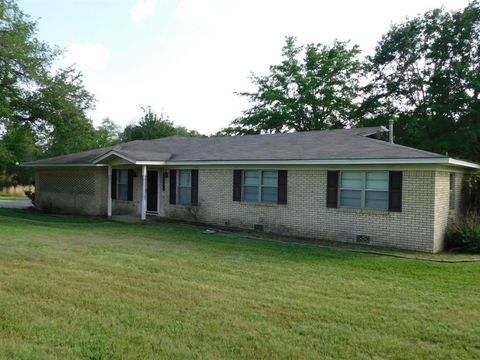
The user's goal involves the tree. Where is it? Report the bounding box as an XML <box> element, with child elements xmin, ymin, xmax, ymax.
<box><xmin>30</xmin><ymin>67</ymin><xmax>97</xmax><ymax>157</ymax></box>
<box><xmin>0</xmin><ymin>0</ymin><xmax>98</xmax><ymax>184</ymax></box>
<box><xmin>0</xmin><ymin>123</ymin><xmax>40</xmax><ymax>187</ymax></box>
<box><xmin>121</xmin><ymin>106</ymin><xmax>201</xmax><ymax>142</ymax></box>
<box><xmin>360</xmin><ymin>1</ymin><xmax>480</xmax><ymax>161</ymax></box>
<box><xmin>222</xmin><ymin>37</ymin><xmax>363</xmax><ymax>135</ymax></box>
<box><xmin>95</xmin><ymin>118</ymin><xmax>121</xmax><ymax>148</ymax></box>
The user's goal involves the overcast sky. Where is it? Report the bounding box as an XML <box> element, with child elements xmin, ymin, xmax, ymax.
<box><xmin>20</xmin><ymin>0</ymin><xmax>470</xmax><ymax>135</ymax></box>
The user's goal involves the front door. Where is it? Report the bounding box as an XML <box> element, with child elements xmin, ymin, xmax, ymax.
<box><xmin>147</xmin><ymin>171</ymin><xmax>158</xmax><ymax>212</ymax></box>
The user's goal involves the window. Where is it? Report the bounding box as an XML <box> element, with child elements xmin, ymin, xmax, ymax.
<box><xmin>340</xmin><ymin>171</ymin><xmax>389</xmax><ymax>210</ymax></box>
<box><xmin>178</xmin><ymin>170</ymin><xmax>192</xmax><ymax>205</ymax></box>
<box><xmin>117</xmin><ymin>170</ymin><xmax>129</xmax><ymax>201</ymax></box>
<box><xmin>449</xmin><ymin>173</ymin><xmax>456</xmax><ymax>210</ymax></box>
<box><xmin>243</xmin><ymin>170</ymin><xmax>278</xmax><ymax>203</ymax></box>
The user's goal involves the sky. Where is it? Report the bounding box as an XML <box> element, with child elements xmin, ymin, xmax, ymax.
<box><xmin>19</xmin><ymin>0</ymin><xmax>470</xmax><ymax>135</ymax></box>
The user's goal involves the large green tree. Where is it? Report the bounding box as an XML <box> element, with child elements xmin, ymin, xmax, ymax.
<box><xmin>360</xmin><ymin>1</ymin><xmax>480</xmax><ymax>161</ymax></box>
<box><xmin>0</xmin><ymin>0</ymin><xmax>98</xmax><ymax>185</ymax></box>
<box><xmin>222</xmin><ymin>37</ymin><xmax>363</xmax><ymax>135</ymax></box>
<box><xmin>121</xmin><ymin>106</ymin><xmax>201</xmax><ymax>142</ymax></box>
<box><xmin>95</xmin><ymin>118</ymin><xmax>121</xmax><ymax>148</ymax></box>
<box><xmin>29</xmin><ymin>67</ymin><xmax>97</xmax><ymax>157</ymax></box>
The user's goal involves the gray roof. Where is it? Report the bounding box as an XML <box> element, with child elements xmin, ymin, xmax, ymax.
<box><xmin>24</xmin><ymin>127</ymin><xmax>447</xmax><ymax>166</ymax></box>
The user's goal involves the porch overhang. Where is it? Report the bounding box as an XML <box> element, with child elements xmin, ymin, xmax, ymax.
<box><xmin>93</xmin><ymin>150</ymin><xmax>170</xmax><ymax>165</ymax></box>
<box><xmin>94</xmin><ymin>150</ymin><xmax>137</xmax><ymax>164</ymax></box>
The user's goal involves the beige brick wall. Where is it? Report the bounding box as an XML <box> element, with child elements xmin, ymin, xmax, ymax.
<box><xmin>165</xmin><ymin>169</ymin><xmax>440</xmax><ymax>252</ymax></box>
<box><xmin>35</xmin><ymin>167</ymin><xmax>144</xmax><ymax>217</ymax></box>
<box><xmin>433</xmin><ymin>171</ymin><xmax>465</xmax><ymax>252</ymax></box>
<box><xmin>35</xmin><ymin>166</ymin><xmax>468</xmax><ymax>253</ymax></box>
<box><xmin>36</xmin><ymin>167</ymin><xmax>108</xmax><ymax>216</ymax></box>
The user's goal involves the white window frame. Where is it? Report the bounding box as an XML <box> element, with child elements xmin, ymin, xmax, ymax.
<box><xmin>117</xmin><ymin>169</ymin><xmax>129</xmax><ymax>201</ymax></box>
<box><xmin>242</xmin><ymin>170</ymin><xmax>278</xmax><ymax>203</ymax></box>
<box><xmin>177</xmin><ymin>170</ymin><xmax>192</xmax><ymax>205</ymax></box>
<box><xmin>339</xmin><ymin>171</ymin><xmax>389</xmax><ymax>210</ymax></box>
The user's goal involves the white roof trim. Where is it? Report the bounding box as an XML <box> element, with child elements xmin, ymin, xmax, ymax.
<box><xmin>136</xmin><ymin>161</ymin><xmax>167</xmax><ymax>165</ymax></box>
<box><xmin>164</xmin><ymin>157</ymin><xmax>480</xmax><ymax>169</ymax></box>
<box><xmin>93</xmin><ymin>150</ymin><xmax>137</xmax><ymax>164</ymax></box>
<box><xmin>23</xmin><ymin>163</ymin><xmax>108</xmax><ymax>168</ymax></box>
<box><xmin>24</xmin><ymin>157</ymin><xmax>480</xmax><ymax>169</ymax></box>
<box><xmin>447</xmin><ymin>158</ymin><xmax>480</xmax><ymax>169</ymax></box>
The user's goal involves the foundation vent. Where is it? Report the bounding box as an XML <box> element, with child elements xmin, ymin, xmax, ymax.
<box><xmin>253</xmin><ymin>224</ymin><xmax>265</xmax><ymax>232</ymax></box>
<box><xmin>356</xmin><ymin>235</ymin><xmax>370</xmax><ymax>243</ymax></box>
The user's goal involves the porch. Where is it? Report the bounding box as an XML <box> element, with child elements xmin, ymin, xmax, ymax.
<box><xmin>106</xmin><ymin>165</ymin><xmax>167</xmax><ymax>220</ymax></box>
<box><xmin>92</xmin><ymin>149</ymin><xmax>172</xmax><ymax>220</ymax></box>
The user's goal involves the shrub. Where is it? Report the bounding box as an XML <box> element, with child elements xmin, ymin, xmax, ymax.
<box><xmin>24</xmin><ymin>190</ymin><xmax>35</xmax><ymax>205</ymax></box>
<box><xmin>446</xmin><ymin>212</ymin><xmax>480</xmax><ymax>253</ymax></box>
<box><xmin>462</xmin><ymin>172</ymin><xmax>480</xmax><ymax>213</ymax></box>
<box><xmin>42</xmin><ymin>202</ymin><xmax>58</xmax><ymax>214</ymax></box>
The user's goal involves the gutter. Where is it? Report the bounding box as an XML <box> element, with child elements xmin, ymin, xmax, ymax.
<box><xmin>23</xmin><ymin>157</ymin><xmax>480</xmax><ymax>169</ymax></box>
<box><xmin>164</xmin><ymin>158</ymin><xmax>480</xmax><ymax>169</ymax></box>
<box><xmin>22</xmin><ymin>163</ymin><xmax>108</xmax><ymax>168</ymax></box>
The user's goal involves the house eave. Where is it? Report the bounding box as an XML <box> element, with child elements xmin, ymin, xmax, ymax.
<box><xmin>22</xmin><ymin>163</ymin><xmax>108</xmax><ymax>168</ymax></box>
<box><xmin>22</xmin><ymin>157</ymin><xmax>480</xmax><ymax>169</ymax></box>
<box><xmin>446</xmin><ymin>158</ymin><xmax>480</xmax><ymax>169</ymax></box>
<box><xmin>164</xmin><ymin>157</ymin><xmax>480</xmax><ymax>169</ymax></box>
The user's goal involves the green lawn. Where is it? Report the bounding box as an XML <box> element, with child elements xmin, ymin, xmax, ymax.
<box><xmin>0</xmin><ymin>213</ymin><xmax>479</xmax><ymax>359</ymax></box>
<box><xmin>0</xmin><ymin>193</ymin><xmax>27</xmax><ymax>200</ymax></box>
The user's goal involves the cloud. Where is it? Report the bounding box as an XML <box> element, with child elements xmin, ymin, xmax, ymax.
<box><xmin>130</xmin><ymin>0</ymin><xmax>158</xmax><ymax>24</ymax></box>
<box><xmin>65</xmin><ymin>43</ymin><xmax>110</xmax><ymax>72</ymax></box>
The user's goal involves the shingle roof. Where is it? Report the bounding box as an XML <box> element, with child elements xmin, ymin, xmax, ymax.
<box><xmin>24</xmin><ymin>127</ymin><xmax>447</xmax><ymax>166</ymax></box>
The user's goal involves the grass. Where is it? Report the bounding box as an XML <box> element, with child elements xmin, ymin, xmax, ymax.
<box><xmin>0</xmin><ymin>208</ymin><xmax>100</xmax><ymax>223</ymax></box>
<box><xmin>0</xmin><ymin>212</ymin><xmax>479</xmax><ymax>359</ymax></box>
<box><xmin>0</xmin><ymin>193</ymin><xmax>27</xmax><ymax>200</ymax></box>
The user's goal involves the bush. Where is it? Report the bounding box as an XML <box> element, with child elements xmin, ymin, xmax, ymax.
<box><xmin>462</xmin><ymin>172</ymin><xmax>480</xmax><ymax>213</ymax></box>
<box><xmin>24</xmin><ymin>190</ymin><xmax>35</xmax><ymax>205</ymax></box>
<box><xmin>446</xmin><ymin>212</ymin><xmax>480</xmax><ymax>253</ymax></box>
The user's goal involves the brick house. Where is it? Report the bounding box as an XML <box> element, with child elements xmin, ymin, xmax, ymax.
<box><xmin>24</xmin><ymin>127</ymin><xmax>479</xmax><ymax>253</ymax></box>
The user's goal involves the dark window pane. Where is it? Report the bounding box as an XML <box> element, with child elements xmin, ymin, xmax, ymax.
<box><xmin>243</xmin><ymin>186</ymin><xmax>259</xmax><ymax>201</ymax></box>
<box><xmin>365</xmin><ymin>191</ymin><xmax>388</xmax><ymax>210</ymax></box>
<box><xmin>340</xmin><ymin>189</ymin><xmax>361</xmax><ymax>208</ymax></box>
<box><xmin>118</xmin><ymin>184</ymin><xmax>128</xmax><ymax>201</ymax></box>
<box><xmin>178</xmin><ymin>187</ymin><xmax>191</xmax><ymax>205</ymax></box>
<box><xmin>261</xmin><ymin>186</ymin><xmax>277</xmax><ymax>202</ymax></box>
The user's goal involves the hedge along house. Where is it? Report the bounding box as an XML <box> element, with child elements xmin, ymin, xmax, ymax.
<box><xmin>24</xmin><ymin>127</ymin><xmax>480</xmax><ymax>253</ymax></box>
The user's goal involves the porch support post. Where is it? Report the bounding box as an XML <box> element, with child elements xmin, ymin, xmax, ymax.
<box><xmin>141</xmin><ymin>165</ymin><xmax>147</xmax><ymax>220</ymax></box>
<box><xmin>107</xmin><ymin>165</ymin><xmax>112</xmax><ymax>217</ymax></box>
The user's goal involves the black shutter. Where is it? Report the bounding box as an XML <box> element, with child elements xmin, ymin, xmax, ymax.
<box><xmin>277</xmin><ymin>170</ymin><xmax>288</xmax><ymax>204</ymax></box>
<box><xmin>326</xmin><ymin>171</ymin><xmax>339</xmax><ymax>208</ymax></box>
<box><xmin>111</xmin><ymin>169</ymin><xmax>117</xmax><ymax>200</ymax></box>
<box><xmin>169</xmin><ymin>169</ymin><xmax>177</xmax><ymax>205</ymax></box>
<box><xmin>127</xmin><ymin>170</ymin><xmax>134</xmax><ymax>201</ymax></box>
<box><xmin>233</xmin><ymin>170</ymin><xmax>242</xmax><ymax>201</ymax></box>
<box><xmin>389</xmin><ymin>171</ymin><xmax>403</xmax><ymax>212</ymax></box>
<box><xmin>191</xmin><ymin>170</ymin><xmax>199</xmax><ymax>206</ymax></box>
